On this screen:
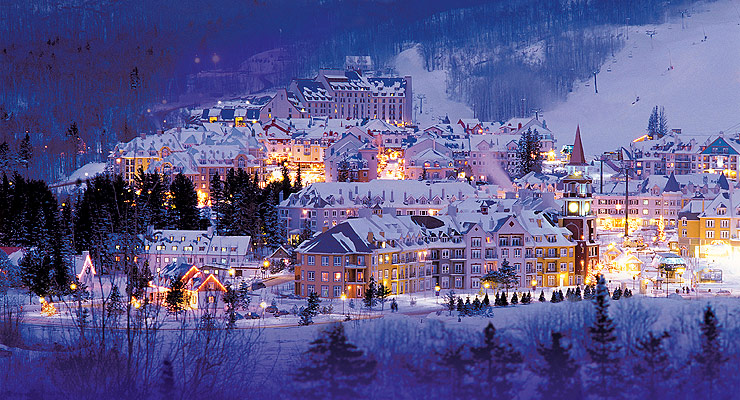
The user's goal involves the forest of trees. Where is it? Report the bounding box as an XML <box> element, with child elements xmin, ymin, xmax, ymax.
<box><xmin>0</xmin><ymin>0</ymin><xmax>705</xmax><ymax>182</ymax></box>
<box><xmin>0</xmin><ymin>164</ymin><xmax>303</xmax><ymax>299</ymax></box>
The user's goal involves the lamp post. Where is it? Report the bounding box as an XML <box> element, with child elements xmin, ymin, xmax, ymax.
<box><xmin>483</xmin><ymin>282</ymin><xmax>490</xmax><ymax>295</ymax></box>
<box><xmin>435</xmin><ymin>285</ymin><xmax>441</xmax><ymax>303</ymax></box>
<box><xmin>262</xmin><ymin>260</ymin><xmax>269</xmax><ymax>279</ymax></box>
<box><xmin>531</xmin><ymin>278</ymin><xmax>537</xmax><ymax>293</ymax></box>
<box><xmin>341</xmin><ymin>293</ymin><xmax>347</xmax><ymax>315</ymax></box>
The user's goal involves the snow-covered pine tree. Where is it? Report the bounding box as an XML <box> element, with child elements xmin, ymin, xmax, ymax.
<box><xmin>584</xmin><ymin>284</ymin><xmax>592</xmax><ymax>300</ymax></box>
<box><xmin>464</xmin><ymin>297</ymin><xmax>472</xmax><ymax>315</ymax></box>
<box><xmin>471</xmin><ymin>322</ymin><xmax>523</xmax><ymax>397</ymax></box>
<box><xmin>612</xmin><ymin>287</ymin><xmax>622</xmax><ymax>300</ymax></box>
<box><xmin>376</xmin><ymin>282</ymin><xmax>392</xmax><ymax>310</ymax></box>
<box><xmin>695</xmin><ymin>305</ymin><xmax>727</xmax><ymax>398</ymax></box>
<box><xmin>444</xmin><ymin>291</ymin><xmax>457</xmax><ymax>314</ymax></box>
<box><xmin>293</xmin><ymin>323</ymin><xmax>376</xmax><ymax>398</ymax></box>
<box><xmin>106</xmin><ymin>284</ymin><xmax>124</xmax><ymax>322</ymax></box>
<box><xmin>539</xmin><ymin>290</ymin><xmax>546</xmax><ymax>302</ymax></box>
<box><xmin>169</xmin><ymin>173</ymin><xmax>199</xmax><ymax>229</ymax></box>
<box><xmin>534</xmin><ymin>332</ymin><xmax>582</xmax><ymax>399</ymax></box>
<box><xmin>558</xmin><ymin>289</ymin><xmax>564</xmax><ymax>302</ymax></box>
<box><xmin>647</xmin><ymin>106</ymin><xmax>659</xmax><ymax>139</ymax></box>
<box><xmin>586</xmin><ymin>274</ymin><xmax>621</xmax><ymax>398</ymax></box>
<box><xmin>457</xmin><ymin>297</ymin><xmax>465</xmax><ymax>313</ymax></box>
<box><xmin>632</xmin><ymin>332</ymin><xmax>671</xmax><ymax>399</ymax></box>
<box><xmin>511</xmin><ymin>292</ymin><xmax>518</xmax><ymax>305</ymax></box>
<box><xmin>658</xmin><ymin>106</ymin><xmax>668</xmax><ymax>138</ymax></box>
<box><xmin>575</xmin><ymin>286</ymin><xmax>582</xmax><ymax>301</ymax></box>
<box><xmin>494</xmin><ymin>292</ymin><xmax>501</xmax><ymax>306</ymax></box>
<box><xmin>363</xmin><ymin>276</ymin><xmax>377</xmax><ymax>310</ymax></box>
<box><xmin>472</xmin><ymin>297</ymin><xmax>482</xmax><ymax>314</ymax></box>
<box><xmin>306</xmin><ymin>291</ymin><xmax>321</xmax><ymax>316</ymax></box>
<box><xmin>298</xmin><ymin>307</ymin><xmax>313</xmax><ymax>326</ymax></box>
<box><xmin>482</xmin><ymin>293</ymin><xmax>490</xmax><ymax>308</ymax></box>
<box><xmin>500</xmin><ymin>292</ymin><xmax>509</xmax><ymax>307</ymax></box>
<box><xmin>550</xmin><ymin>291</ymin><xmax>558</xmax><ymax>303</ymax></box>
<box><xmin>494</xmin><ymin>259</ymin><xmax>518</xmax><ymax>294</ymax></box>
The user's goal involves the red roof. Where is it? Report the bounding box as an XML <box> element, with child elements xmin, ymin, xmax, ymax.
<box><xmin>569</xmin><ymin>125</ymin><xmax>587</xmax><ymax>166</ymax></box>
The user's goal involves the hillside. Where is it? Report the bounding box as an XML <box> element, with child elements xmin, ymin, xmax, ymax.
<box><xmin>543</xmin><ymin>0</ymin><xmax>740</xmax><ymax>156</ymax></box>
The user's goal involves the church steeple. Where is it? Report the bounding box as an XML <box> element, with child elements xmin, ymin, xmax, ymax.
<box><xmin>569</xmin><ymin>125</ymin><xmax>587</xmax><ymax>166</ymax></box>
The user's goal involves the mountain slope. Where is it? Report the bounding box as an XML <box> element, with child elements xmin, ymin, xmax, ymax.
<box><xmin>543</xmin><ymin>0</ymin><xmax>740</xmax><ymax>156</ymax></box>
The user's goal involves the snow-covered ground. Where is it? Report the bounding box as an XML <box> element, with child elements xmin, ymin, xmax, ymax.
<box><xmin>392</xmin><ymin>44</ymin><xmax>474</xmax><ymax>127</ymax></box>
<box><xmin>544</xmin><ymin>0</ymin><xmax>740</xmax><ymax>156</ymax></box>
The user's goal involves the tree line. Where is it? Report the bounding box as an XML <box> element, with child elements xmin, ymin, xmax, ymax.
<box><xmin>0</xmin><ymin>164</ymin><xmax>305</xmax><ymax>298</ymax></box>
<box><xmin>289</xmin><ymin>275</ymin><xmax>731</xmax><ymax>400</ymax></box>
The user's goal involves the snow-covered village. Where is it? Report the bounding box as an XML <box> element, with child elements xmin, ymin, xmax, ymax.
<box><xmin>2</xmin><ymin>1</ymin><xmax>740</xmax><ymax>399</ymax></box>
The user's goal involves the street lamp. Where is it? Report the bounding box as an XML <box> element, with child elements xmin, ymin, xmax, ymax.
<box><xmin>531</xmin><ymin>278</ymin><xmax>537</xmax><ymax>293</ymax></box>
<box><xmin>260</xmin><ymin>301</ymin><xmax>267</xmax><ymax>319</ymax></box>
<box><xmin>262</xmin><ymin>260</ymin><xmax>269</xmax><ymax>279</ymax></box>
<box><xmin>341</xmin><ymin>293</ymin><xmax>347</xmax><ymax>315</ymax></box>
<box><xmin>434</xmin><ymin>285</ymin><xmax>441</xmax><ymax>303</ymax></box>
<box><xmin>483</xmin><ymin>282</ymin><xmax>490</xmax><ymax>295</ymax></box>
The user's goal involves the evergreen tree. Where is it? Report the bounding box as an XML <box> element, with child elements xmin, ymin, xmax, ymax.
<box><xmin>575</xmin><ymin>286</ymin><xmax>582</xmax><ymax>301</ymax></box>
<box><xmin>298</xmin><ymin>307</ymin><xmax>313</xmax><ymax>326</ymax></box>
<box><xmin>511</xmin><ymin>292</ymin><xmax>518</xmax><ymax>305</ymax></box>
<box><xmin>262</xmin><ymin>191</ymin><xmax>285</xmax><ymax>249</ymax></box>
<box><xmin>471</xmin><ymin>322</ymin><xmax>523</xmax><ymax>396</ymax></box>
<box><xmin>534</xmin><ymin>332</ymin><xmax>582</xmax><ymax>399</ymax></box>
<box><xmin>586</xmin><ymin>275</ymin><xmax>621</xmax><ymax>397</ymax></box>
<box><xmin>550</xmin><ymin>290</ymin><xmax>559</xmax><ymax>303</ymax></box>
<box><xmin>487</xmin><ymin>259</ymin><xmax>518</xmax><ymax>294</ymax></box>
<box><xmin>159</xmin><ymin>360</ymin><xmax>174</xmax><ymax>400</ymax></box>
<box><xmin>238</xmin><ymin>281</ymin><xmax>251</xmax><ymax>309</ymax></box>
<box><xmin>584</xmin><ymin>284</ymin><xmax>593</xmax><ymax>300</ymax></box>
<box><xmin>539</xmin><ymin>290</ymin><xmax>546</xmax><ymax>302</ymax></box>
<box><xmin>106</xmin><ymin>284</ymin><xmax>124</xmax><ymax>322</ymax></box>
<box><xmin>695</xmin><ymin>305</ymin><xmax>727</xmax><ymax>398</ymax></box>
<box><xmin>0</xmin><ymin>142</ymin><xmax>11</xmax><ymax>172</ymax></box>
<box><xmin>165</xmin><ymin>278</ymin><xmax>188</xmax><ymax>318</ymax></box>
<box><xmin>516</xmin><ymin>128</ymin><xmax>542</xmax><ymax>177</ymax></box>
<box><xmin>293</xmin><ymin>165</ymin><xmax>303</xmax><ymax>192</ymax></box>
<box><xmin>210</xmin><ymin>174</ymin><xmax>229</xmax><ymax>235</ymax></box>
<box><xmin>20</xmin><ymin>248</ymin><xmax>52</xmax><ymax>297</ymax></box>
<box><xmin>134</xmin><ymin>168</ymin><xmax>168</xmax><ymax>229</ymax></box>
<box><xmin>472</xmin><ymin>297</ymin><xmax>482</xmax><ymax>314</ymax></box>
<box><xmin>456</xmin><ymin>297</ymin><xmax>464</xmax><ymax>313</ymax></box>
<box><xmin>482</xmin><ymin>293</ymin><xmax>490</xmax><ymax>308</ymax></box>
<box><xmin>558</xmin><ymin>289</ymin><xmax>564</xmax><ymax>302</ymax></box>
<box><xmin>500</xmin><ymin>292</ymin><xmax>508</xmax><ymax>307</ymax></box>
<box><xmin>612</xmin><ymin>287</ymin><xmax>622</xmax><ymax>300</ymax></box>
<box><xmin>494</xmin><ymin>292</ymin><xmax>501</xmax><ymax>307</ymax></box>
<box><xmin>444</xmin><ymin>291</ymin><xmax>456</xmax><ymax>314</ymax></box>
<box><xmin>169</xmin><ymin>172</ymin><xmax>203</xmax><ymax>230</ymax></box>
<box><xmin>18</xmin><ymin>133</ymin><xmax>33</xmax><ymax>176</ymax></box>
<box><xmin>306</xmin><ymin>291</ymin><xmax>321</xmax><ymax>316</ymax></box>
<box><xmin>647</xmin><ymin>105</ymin><xmax>659</xmax><ymax>139</ymax></box>
<box><xmin>363</xmin><ymin>276</ymin><xmax>377</xmax><ymax>309</ymax></box>
<box><xmin>376</xmin><ymin>282</ymin><xmax>392</xmax><ymax>310</ymax></box>
<box><xmin>223</xmin><ymin>284</ymin><xmax>241</xmax><ymax>328</ymax></box>
<box><xmin>633</xmin><ymin>332</ymin><xmax>672</xmax><ymax>399</ymax></box>
<box><xmin>293</xmin><ymin>324</ymin><xmax>376</xmax><ymax>399</ymax></box>
<box><xmin>280</xmin><ymin>162</ymin><xmax>292</xmax><ymax>199</ymax></box>
<box><xmin>658</xmin><ymin>106</ymin><xmax>668</xmax><ymax>138</ymax></box>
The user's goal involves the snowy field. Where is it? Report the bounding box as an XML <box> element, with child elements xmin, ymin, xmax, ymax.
<box><xmin>393</xmin><ymin>44</ymin><xmax>474</xmax><ymax>127</ymax></box>
<box><xmin>543</xmin><ymin>0</ymin><xmax>740</xmax><ymax>155</ymax></box>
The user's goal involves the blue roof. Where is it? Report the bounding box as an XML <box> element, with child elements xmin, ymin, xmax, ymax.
<box><xmin>700</xmin><ymin>137</ymin><xmax>739</xmax><ymax>155</ymax></box>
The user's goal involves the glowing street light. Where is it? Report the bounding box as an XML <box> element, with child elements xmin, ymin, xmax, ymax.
<box><xmin>341</xmin><ymin>293</ymin><xmax>347</xmax><ymax>315</ymax></box>
<box><xmin>70</xmin><ymin>283</ymin><xmax>77</xmax><ymax>291</ymax></box>
<box><xmin>435</xmin><ymin>285</ymin><xmax>441</xmax><ymax>303</ymax></box>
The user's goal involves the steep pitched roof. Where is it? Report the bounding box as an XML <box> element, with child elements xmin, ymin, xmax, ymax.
<box><xmin>663</xmin><ymin>172</ymin><xmax>681</xmax><ymax>193</ymax></box>
<box><xmin>568</xmin><ymin>125</ymin><xmax>587</xmax><ymax>166</ymax></box>
<box><xmin>718</xmin><ymin>171</ymin><xmax>730</xmax><ymax>191</ymax></box>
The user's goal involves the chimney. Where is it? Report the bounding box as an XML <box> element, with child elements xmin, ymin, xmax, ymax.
<box><xmin>207</xmin><ymin>225</ymin><xmax>215</xmax><ymax>237</ymax></box>
<box><xmin>442</xmin><ymin>188</ymin><xmax>445</xmax><ymax>199</ymax></box>
<box><xmin>390</xmin><ymin>190</ymin><xmax>394</xmax><ymax>202</ymax></box>
<box><xmin>382</xmin><ymin>190</ymin><xmax>386</xmax><ymax>200</ymax></box>
<box><xmin>279</xmin><ymin>191</ymin><xmax>284</xmax><ymax>203</ymax></box>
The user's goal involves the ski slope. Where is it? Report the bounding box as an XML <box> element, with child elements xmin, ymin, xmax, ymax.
<box><xmin>393</xmin><ymin>45</ymin><xmax>474</xmax><ymax>127</ymax></box>
<box><xmin>544</xmin><ymin>0</ymin><xmax>740</xmax><ymax>157</ymax></box>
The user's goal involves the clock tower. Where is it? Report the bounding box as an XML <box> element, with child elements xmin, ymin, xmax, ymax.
<box><xmin>560</xmin><ymin>126</ymin><xmax>598</xmax><ymax>284</ymax></box>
